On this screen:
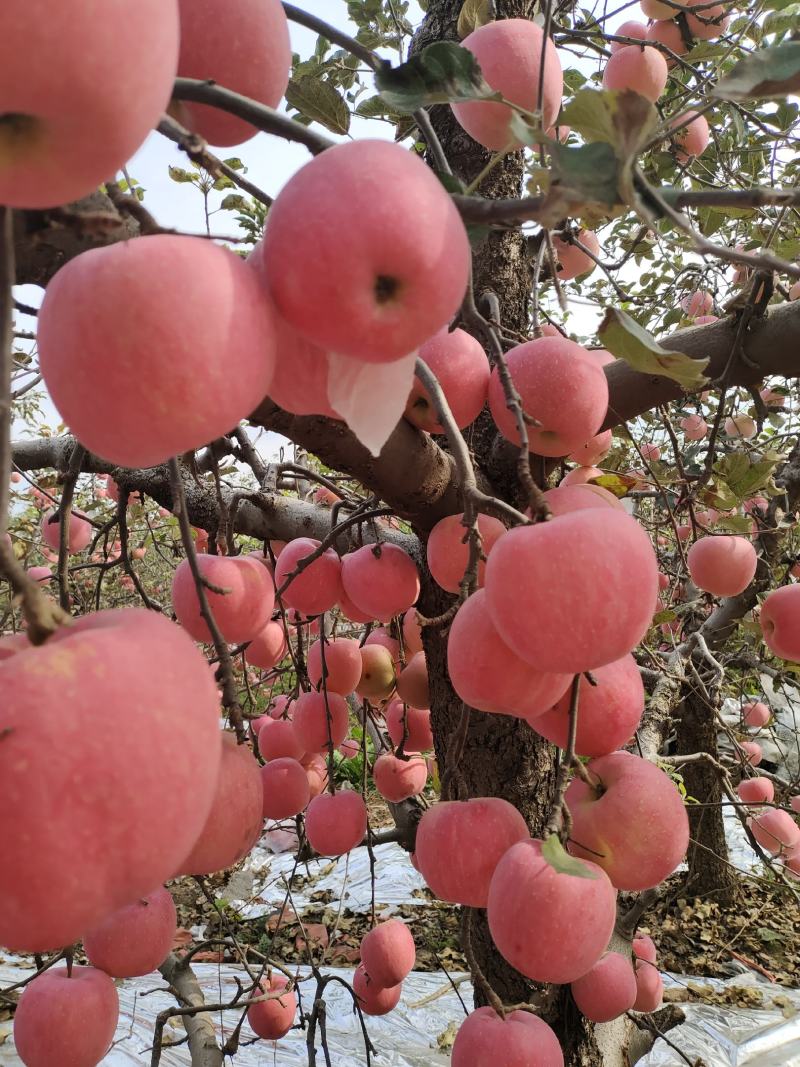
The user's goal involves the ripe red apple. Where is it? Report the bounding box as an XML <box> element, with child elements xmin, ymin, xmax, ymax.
<box><xmin>725</xmin><ymin>414</ymin><xmax>757</xmax><ymax>438</ymax></box>
<box><xmin>178</xmin><ymin>733</ymin><xmax>263</xmax><ymax>876</ymax></box>
<box><xmin>360</xmin><ymin>920</ymin><xmax>416</xmax><ymax>987</ymax></box>
<box><xmin>551</xmin><ymin>229</ymin><xmax>601</xmax><ymax>281</ymax></box>
<box><xmin>305</xmin><ymin>790</ymin><xmax>367</xmax><ymax>856</ymax></box>
<box><xmin>633</xmin><ymin>959</ymin><xmax>663</xmax><ymax>1011</ymax></box>
<box><xmin>307</xmin><ymin>637</ymin><xmax>362</xmax><ymax>695</ymax></box>
<box><xmin>260</xmin><ymin>757</ymin><xmax>311</xmax><ymax>820</ymax></box>
<box><xmin>403</xmin><ymin>608</ymin><xmax>424</xmax><ymax>655</ymax></box>
<box><xmin>395</xmin><ymin>652</ymin><xmax>430</xmax><ymax>710</ymax></box>
<box><xmin>452</xmin><ymin>1006</ymin><xmax>564</xmax><ymax>1067</ymax></box>
<box><xmin>40</xmin><ymin>508</ymin><xmax>92</xmax><ymax>554</ymax></box>
<box><xmin>26</xmin><ymin>565</ymin><xmax>53</xmax><ymax>583</ymax></box>
<box><xmin>365</xmin><ymin>628</ymin><xmax>401</xmax><ymax>667</ymax></box>
<box><xmin>685</xmin><ymin>0</ymin><xmax>730</xmax><ymax>38</ymax></box>
<box><xmin>247</xmin><ymin>975</ymin><xmax>296</xmax><ymax>1040</ymax></box>
<box><xmin>570</xmin><ymin>952</ymin><xmax>637</xmax><ymax>1022</ymax></box>
<box><xmin>611</xmin><ymin>20</ymin><xmax>648</xmax><ymax>50</ymax></box>
<box><xmin>561</xmin><ymin>465</ymin><xmax>603</xmax><ymax>487</ymax></box>
<box><xmin>542</xmin><ymin>483</ymin><xmax>624</xmax><ymax>516</ymax></box>
<box><xmin>341</xmin><ymin>544</ymin><xmax>420</xmax><ymax>620</ymax></box>
<box><xmin>244</xmin><ymin>621</ymin><xmax>287</xmax><ymax>671</ymax></box>
<box><xmin>338</xmin><ymin>588</ymin><xmax>374</xmax><ymax>624</ymax></box>
<box><xmin>274</xmin><ymin>537</ymin><xmax>343</xmax><ymax>616</ymax></box>
<box><xmin>38</xmin><ymin>236</ymin><xmax>277</xmax><ymax>468</ymax></box>
<box><xmin>303</xmin><ymin>753</ymin><xmax>329</xmax><ymax>800</ymax></box>
<box><xmin>740</xmin><ymin>740</ymin><xmax>763</xmax><ymax>766</ymax></box>
<box><xmin>0</xmin><ymin>609</ymin><xmax>221</xmax><ymax>952</ymax></box>
<box><xmin>488</xmin><ymin>336</ymin><xmax>608</xmax><ymax>457</ymax></box>
<box><xmin>672</xmin><ymin>111</ymin><xmax>710</xmax><ymax>161</ymax></box>
<box><xmin>385</xmin><ymin>700</ymin><xmax>433</xmax><ymax>752</ymax></box>
<box><xmin>353</xmin><ymin>963</ymin><xmax>402</xmax><ymax>1016</ymax></box>
<box><xmin>448</xmin><ymin>589</ymin><xmax>572</xmax><ymax>716</ymax></box>
<box><xmin>258</xmin><ymin>718</ymin><xmax>305</xmax><ymax>762</ymax></box>
<box><xmin>173</xmin><ymin>554</ymin><xmax>275</xmax><ymax>645</ymax></box>
<box><xmin>452</xmin><ymin>19</ymin><xmax>563</xmax><ymax>150</ymax></box>
<box><xmin>742</xmin><ymin>700</ymin><xmax>770</xmax><ymax>727</ymax></box>
<box><xmin>83</xmin><ymin>887</ymin><xmax>177</xmax><ymax>978</ymax></box>
<box><xmin>487</xmin><ymin>839</ymin><xmax>617</xmax><ymax>983</ymax></box>
<box><xmin>680</xmin><ymin>413</ymin><xmax>707</xmax><ymax>440</ymax></box>
<box><xmin>530</xmin><ymin>654</ymin><xmax>644</xmax><ymax>756</ymax></box>
<box><xmin>427</xmin><ymin>512</ymin><xmax>506</xmax><ymax>593</ymax></box>
<box><xmin>13</xmin><ymin>965</ymin><xmax>119</xmax><ymax>1067</ymax></box>
<box><xmin>356</xmin><ymin>644</ymin><xmax>397</xmax><ymax>701</ymax></box>
<box><xmin>566</xmin><ymin>751</ymin><xmax>690</xmax><ymax>889</ymax></box>
<box><xmin>373</xmin><ymin>752</ymin><xmax>428</xmax><ymax>802</ymax></box>
<box><xmin>177</xmin><ymin>0</ymin><xmax>291</xmax><ymax>147</ymax></box>
<box><xmin>292</xmin><ymin>690</ymin><xmax>350</xmax><ymax>754</ymax></box>
<box><xmin>687</xmin><ymin>535</ymin><xmax>757</xmax><ymax>597</ymax></box>
<box><xmin>406</xmin><ymin>328</ymin><xmax>490</xmax><ymax>433</ymax></box>
<box><xmin>633</xmin><ymin>935</ymin><xmax>657</xmax><ymax>964</ymax></box>
<box><xmin>760</xmin><ymin>585</ymin><xmax>800</xmax><ymax>661</ymax></box>
<box><xmin>0</xmin><ymin>1</ymin><xmax>178</xmax><ymax>209</ymax></box>
<box><xmin>415</xmin><ymin>798</ymin><xmax>529</xmax><ymax>907</ymax></box>
<box><xmin>568</xmin><ymin>429</ymin><xmax>613</xmax><ymax>466</ymax></box>
<box><xmin>748</xmin><ymin>809</ymin><xmax>800</xmax><ymax>855</ymax></box>
<box><xmin>485</xmin><ymin>509</ymin><xmax>658</xmax><ymax>673</ymax></box>
<box><xmin>261</xmin><ymin>140</ymin><xmax>470</xmax><ymax>363</ymax></box>
<box><xmin>737</xmin><ymin>776</ymin><xmax>774</xmax><ymax>805</ymax></box>
<box><xmin>602</xmin><ymin>45</ymin><xmax>669</xmax><ymax>102</ymax></box>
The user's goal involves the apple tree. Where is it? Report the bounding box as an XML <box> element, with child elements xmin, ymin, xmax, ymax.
<box><xmin>2</xmin><ymin>1</ymin><xmax>800</xmax><ymax>1066</ymax></box>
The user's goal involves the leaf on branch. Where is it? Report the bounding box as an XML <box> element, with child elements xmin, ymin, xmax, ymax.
<box><xmin>219</xmin><ymin>194</ymin><xmax>249</xmax><ymax>212</ymax></box>
<box><xmin>712</xmin><ymin>40</ymin><xmax>800</xmax><ymax>100</ymax></box>
<box><xmin>541</xmin><ymin>835</ymin><xmax>599</xmax><ymax>879</ymax></box>
<box><xmin>713</xmin><ymin>454</ymin><xmax>779</xmax><ymax>501</ymax></box>
<box><xmin>375</xmin><ymin>41</ymin><xmax>499</xmax><ymax>112</ymax></box>
<box><xmin>457</xmin><ymin>0</ymin><xmax>494</xmax><ymax>38</ymax></box>
<box><xmin>598</xmin><ymin>308</ymin><xmax>709</xmax><ymax>389</ymax></box>
<box><xmin>561</xmin><ymin>88</ymin><xmax>658</xmax><ymax>154</ymax></box>
<box><xmin>168</xmin><ymin>166</ymin><xmax>196</xmax><ymax>184</ymax></box>
<box><xmin>536</xmin><ymin>90</ymin><xmax>658</xmax><ymax>221</ymax></box>
<box><xmin>355</xmin><ymin>95</ymin><xmax>407</xmax><ymax>122</ymax></box>
<box><xmin>326</xmin><ymin>351</ymin><xmax>418</xmax><ymax>458</ymax></box>
<box><xmin>592</xmin><ymin>472</ymin><xmax>639</xmax><ymax>498</ymax></box>
<box><xmin>286</xmin><ymin>76</ymin><xmax>351</xmax><ymax>135</ymax></box>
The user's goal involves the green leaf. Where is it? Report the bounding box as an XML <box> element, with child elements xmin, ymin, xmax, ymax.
<box><xmin>285</xmin><ymin>76</ymin><xmax>350</xmax><ymax>135</ymax></box>
<box><xmin>457</xmin><ymin>0</ymin><xmax>494</xmax><ymax>38</ymax></box>
<box><xmin>561</xmin><ymin>88</ymin><xmax>658</xmax><ymax>154</ymax></box>
<box><xmin>220</xmin><ymin>194</ymin><xmax>249</xmax><ymax>212</ymax></box>
<box><xmin>355</xmin><ymin>94</ymin><xmax>407</xmax><ymax>121</ymax></box>
<box><xmin>713</xmin><ymin>41</ymin><xmax>800</xmax><ymax>101</ymax></box>
<box><xmin>598</xmin><ymin>308</ymin><xmax>709</xmax><ymax>389</ymax></box>
<box><xmin>714</xmin><ymin>454</ymin><xmax>778</xmax><ymax>500</ymax></box>
<box><xmin>375</xmin><ymin>41</ymin><xmax>498</xmax><ymax>112</ymax></box>
<box><xmin>549</xmin><ymin>141</ymin><xmax>625</xmax><ymax>212</ymax></box>
<box><xmin>653</xmin><ymin>608</ymin><xmax>677</xmax><ymax>625</ymax></box>
<box><xmin>541</xmin><ymin>835</ymin><xmax>599</xmax><ymax>880</ymax></box>
<box><xmin>168</xmin><ymin>166</ymin><xmax>196</xmax><ymax>184</ymax></box>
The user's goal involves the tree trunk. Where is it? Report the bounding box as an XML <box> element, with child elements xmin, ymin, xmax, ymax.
<box><xmin>412</xmin><ymin>4</ymin><xmax>612</xmax><ymax>1060</ymax></box>
<box><xmin>674</xmin><ymin>687</ymin><xmax>739</xmax><ymax>904</ymax></box>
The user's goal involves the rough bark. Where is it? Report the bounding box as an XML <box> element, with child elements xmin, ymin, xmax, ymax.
<box><xmin>674</xmin><ymin>687</ymin><xmax>740</xmax><ymax>905</ymax></box>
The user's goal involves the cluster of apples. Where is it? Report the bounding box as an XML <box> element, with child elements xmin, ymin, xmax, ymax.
<box><xmin>737</xmin><ymin>773</ymin><xmax>800</xmax><ymax>877</ymax></box>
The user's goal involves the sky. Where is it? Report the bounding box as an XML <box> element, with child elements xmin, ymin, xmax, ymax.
<box><xmin>12</xmin><ymin>0</ymin><xmax>605</xmax><ymax>459</ymax></box>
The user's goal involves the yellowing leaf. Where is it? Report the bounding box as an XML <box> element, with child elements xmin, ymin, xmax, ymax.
<box><xmin>599</xmin><ymin>308</ymin><xmax>709</xmax><ymax>389</ymax></box>
<box><xmin>457</xmin><ymin>0</ymin><xmax>494</xmax><ymax>38</ymax></box>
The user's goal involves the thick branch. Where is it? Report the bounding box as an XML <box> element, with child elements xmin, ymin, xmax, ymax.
<box><xmin>603</xmin><ymin>301</ymin><xmax>800</xmax><ymax>429</ymax></box>
<box><xmin>10</xmin><ymin>436</ymin><xmax>418</xmax><ymax>553</ymax></box>
<box><xmin>157</xmin><ymin>954</ymin><xmax>223</xmax><ymax>1067</ymax></box>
